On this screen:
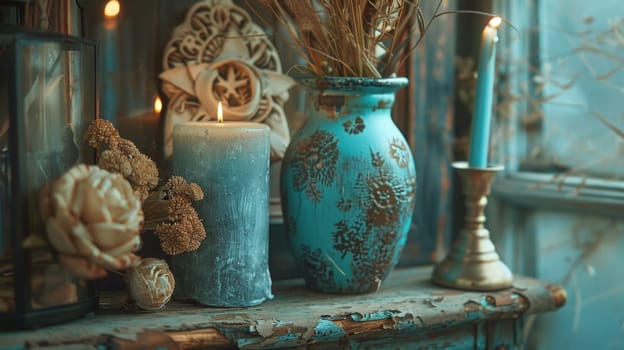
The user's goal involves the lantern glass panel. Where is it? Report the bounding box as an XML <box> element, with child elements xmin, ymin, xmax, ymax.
<box><xmin>0</xmin><ymin>30</ymin><xmax>97</xmax><ymax>329</ymax></box>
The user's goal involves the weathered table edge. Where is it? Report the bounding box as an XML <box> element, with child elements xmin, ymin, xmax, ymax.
<box><xmin>0</xmin><ymin>266</ymin><xmax>566</xmax><ymax>349</ymax></box>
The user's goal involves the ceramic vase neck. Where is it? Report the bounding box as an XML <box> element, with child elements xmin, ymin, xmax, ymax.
<box><xmin>297</xmin><ymin>76</ymin><xmax>409</xmax><ymax>94</ymax></box>
<box><xmin>300</xmin><ymin>76</ymin><xmax>408</xmax><ymax>120</ymax></box>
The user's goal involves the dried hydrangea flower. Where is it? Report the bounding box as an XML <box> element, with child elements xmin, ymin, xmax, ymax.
<box><xmin>126</xmin><ymin>258</ymin><xmax>175</xmax><ymax>310</ymax></box>
<box><xmin>155</xmin><ymin>197</ymin><xmax>206</xmax><ymax>254</ymax></box>
<box><xmin>43</xmin><ymin>164</ymin><xmax>143</xmax><ymax>279</ymax></box>
<box><xmin>164</xmin><ymin>176</ymin><xmax>204</xmax><ymax>201</ymax></box>
<box><xmin>145</xmin><ymin>176</ymin><xmax>206</xmax><ymax>255</ymax></box>
<box><xmin>85</xmin><ymin>119</ymin><xmax>158</xmax><ymax>201</ymax></box>
<box><xmin>85</xmin><ymin>118</ymin><xmax>121</xmax><ymax>149</ymax></box>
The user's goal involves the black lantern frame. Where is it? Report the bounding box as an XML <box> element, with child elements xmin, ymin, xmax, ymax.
<box><xmin>0</xmin><ymin>28</ymin><xmax>98</xmax><ymax>330</ymax></box>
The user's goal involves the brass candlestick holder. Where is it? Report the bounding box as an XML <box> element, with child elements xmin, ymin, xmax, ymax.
<box><xmin>432</xmin><ymin>161</ymin><xmax>512</xmax><ymax>291</ymax></box>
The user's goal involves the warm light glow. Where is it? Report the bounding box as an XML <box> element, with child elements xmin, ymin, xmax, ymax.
<box><xmin>104</xmin><ymin>0</ymin><xmax>120</xmax><ymax>18</ymax></box>
<box><xmin>488</xmin><ymin>16</ymin><xmax>502</xmax><ymax>29</ymax></box>
<box><xmin>217</xmin><ymin>101</ymin><xmax>223</xmax><ymax>123</ymax></box>
<box><xmin>153</xmin><ymin>96</ymin><xmax>162</xmax><ymax>114</ymax></box>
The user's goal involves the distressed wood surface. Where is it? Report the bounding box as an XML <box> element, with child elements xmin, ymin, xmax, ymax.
<box><xmin>0</xmin><ymin>266</ymin><xmax>565</xmax><ymax>349</ymax></box>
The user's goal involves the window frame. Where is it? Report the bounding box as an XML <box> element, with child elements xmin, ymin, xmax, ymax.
<box><xmin>487</xmin><ymin>1</ymin><xmax>624</xmax><ymax>347</ymax></box>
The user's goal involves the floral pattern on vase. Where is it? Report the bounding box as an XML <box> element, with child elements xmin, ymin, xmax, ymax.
<box><xmin>290</xmin><ymin>130</ymin><xmax>339</xmax><ymax>203</ymax></box>
<box><xmin>280</xmin><ymin>77</ymin><xmax>416</xmax><ymax>294</ymax></box>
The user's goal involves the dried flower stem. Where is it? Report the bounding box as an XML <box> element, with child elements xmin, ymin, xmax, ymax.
<box><xmin>257</xmin><ymin>1</ymin><xmax>500</xmax><ymax>78</ymax></box>
<box><xmin>257</xmin><ymin>0</ymin><xmax>431</xmax><ymax>77</ymax></box>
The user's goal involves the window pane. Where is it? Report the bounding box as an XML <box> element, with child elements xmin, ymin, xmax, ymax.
<box><xmin>506</xmin><ymin>210</ymin><xmax>624</xmax><ymax>349</ymax></box>
<box><xmin>495</xmin><ymin>0</ymin><xmax>624</xmax><ymax>179</ymax></box>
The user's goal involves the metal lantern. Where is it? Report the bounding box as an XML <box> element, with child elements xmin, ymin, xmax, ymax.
<box><xmin>0</xmin><ymin>29</ymin><xmax>98</xmax><ymax>329</ymax></box>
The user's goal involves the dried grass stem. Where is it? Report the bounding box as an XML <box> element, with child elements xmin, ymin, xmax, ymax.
<box><xmin>257</xmin><ymin>0</ymin><xmax>433</xmax><ymax>77</ymax></box>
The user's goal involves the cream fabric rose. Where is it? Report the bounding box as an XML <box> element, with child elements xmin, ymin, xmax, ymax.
<box><xmin>44</xmin><ymin>164</ymin><xmax>143</xmax><ymax>279</ymax></box>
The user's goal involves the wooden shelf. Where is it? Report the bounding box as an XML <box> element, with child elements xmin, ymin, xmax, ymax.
<box><xmin>0</xmin><ymin>266</ymin><xmax>566</xmax><ymax>349</ymax></box>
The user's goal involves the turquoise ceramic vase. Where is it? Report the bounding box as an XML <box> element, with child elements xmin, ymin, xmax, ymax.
<box><xmin>280</xmin><ymin>77</ymin><xmax>417</xmax><ymax>294</ymax></box>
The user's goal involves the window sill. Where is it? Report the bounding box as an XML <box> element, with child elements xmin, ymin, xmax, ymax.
<box><xmin>1</xmin><ymin>266</ymin><xmax>566</xmax><ymax>349</ymax></box>
<box><xmin>492</xmin><ymin>172</ymin><xmax>624</xmax><ymax>216</ymax></box>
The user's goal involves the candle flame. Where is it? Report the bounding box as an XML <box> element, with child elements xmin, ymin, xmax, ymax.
<box><xmin>217</xmin><ymin>101</ymin><xmax>223</xmax><ymax>123</ymax></box>
<box><xmin>488</xmin><ymin>16</ymin><xmax>502</xmax><ymax>29</ymax></box>
<box><xmin>104</xmin><ymin>0</ymin><xmax>120</xmax><ymax>18</ymax></box>
<box><xmin>153</xmin><ymin>96</ymin><xmax>162</xmax><ymax>114</ymax></box>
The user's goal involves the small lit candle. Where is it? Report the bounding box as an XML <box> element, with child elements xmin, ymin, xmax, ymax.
<box><xmin>171</xmin><ymin>102</ymin><xmax>272</xmax><ymax>307</ymax></box>
<box><xmin>468</xmin><ymin>16</ymin><xmax>502</xmax><ymax>168</ymax></box>
<box><xmin>103</xmin><ymin>0</ymin><xmax>120</xmax><ymax>18</ymax></box>
<box><xmin>153</xmin><ymin>96</ymin><xmax>162</xmax><ymax>115</ymax></box>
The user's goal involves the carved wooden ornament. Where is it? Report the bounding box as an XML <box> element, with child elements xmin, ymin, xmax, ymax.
<box><xmin>159</xmin><ymin>0</ymin><xmax>294</xmax><ymax>161</ymax></box>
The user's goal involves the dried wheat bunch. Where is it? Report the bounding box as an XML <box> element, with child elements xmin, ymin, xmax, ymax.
<box><xmin>258</xmin><ymin>0</ymin><xmax>436</xmax><ymax>77</ymax></box>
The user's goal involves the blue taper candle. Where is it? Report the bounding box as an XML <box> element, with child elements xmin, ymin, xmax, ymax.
<box><xmin>468</xmin><ymin>16</ymin><xmax>502</xmax><ymax>168</ymax></box>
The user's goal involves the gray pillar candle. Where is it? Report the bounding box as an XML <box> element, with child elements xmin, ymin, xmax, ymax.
<box><xmin>171</xmin><ymin>119</ymin><xmax>272</xmax><ymax>307</ymax></box>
